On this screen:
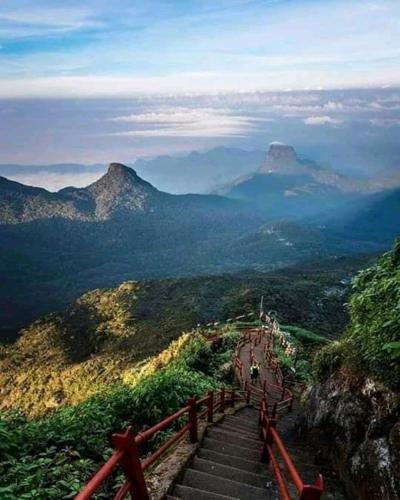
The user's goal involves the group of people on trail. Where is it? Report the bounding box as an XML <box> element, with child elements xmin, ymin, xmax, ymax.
<box><xmin>250</xmin><ymin>361</ymin><xmax>260</xmax><ymax>384</ymax></box>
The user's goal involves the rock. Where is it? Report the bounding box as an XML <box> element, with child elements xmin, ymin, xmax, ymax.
<box><xmin>305</xmin><ymin>370</ymin><xmax>400</xmax><ymax>499</ymax></box>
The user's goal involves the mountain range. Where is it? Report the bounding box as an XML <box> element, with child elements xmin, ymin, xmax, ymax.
<box><xmin>0</xmin><ymin>147</ymin><xmax>265</xmax><ymax>195</ymax></box>
<box><xmin>0</xmin><ymin>149</ymin><xmax>399</xmax><ymax>341</ymax></box>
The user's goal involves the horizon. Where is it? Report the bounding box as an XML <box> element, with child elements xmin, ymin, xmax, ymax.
<box><xmin>0</xmin><ymin>1</ymin><xmax>400</xmax><ymax>180</ymax></box>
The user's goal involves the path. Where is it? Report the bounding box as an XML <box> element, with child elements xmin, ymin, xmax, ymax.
<box><xmin>238</xmin><ymin>327</ymin><xmax>347</xmax><ymax>500</ymax></box>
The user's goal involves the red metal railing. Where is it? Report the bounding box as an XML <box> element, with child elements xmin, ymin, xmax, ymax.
<box><xmin>259</xmin><ymin>398</ymin><xmax>324</xmax><ymax>500</ymax></box>
<box><xmin>233</xmin><ymin>326</ymin><xmax>294</xmax><ymax>415</ymax></box>
<box><xmin>76</xmin><ymin>388</ymin><xmax>244</xmax><ymax>500</ymax></box>
<box><xmin>77</xmin><ymin>321</ymin><xmax>323</xmax><ymax>500</ymax></box>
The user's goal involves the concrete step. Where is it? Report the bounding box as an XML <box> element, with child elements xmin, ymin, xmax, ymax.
<box><xmin>202</xmin><ymin>437</ymin><xmax>262</xmax><ymax>462</ymax></box>
<box><xmin>174</xmin><ymin>484</ymin><xmax>238</xmax><ymax>500</ymax></box>
<box><xmin>207</xmin><ymin>429</ymin><xmax>263</xmax><ymax>451</ymax></box>
<box><xmin>197</xmin><ymin>448</ymin><xmax>266</xmax><ymax>475</ymax></box>
<box><xmin>181</xmin><ymin>468</ymin><xmax>267</xmax><ymax>500</ymax></box>
<box><xmin>191</xmin><ymin>457</ymin><xmax>267</xmax><ymax>488</ymax></box>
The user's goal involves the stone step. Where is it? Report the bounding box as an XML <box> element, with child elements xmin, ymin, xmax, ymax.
<box><xmin>215</xmin><ymin>423</ymin><xmax>261</xmax><ymax>440</ymax></box>
<box><xmin>191</xmin><ymin>457</ymin><xmax>267</xmax><ymax>488</ymax></box>
<box><xmin>220</xmin><ymin>420</ymin><xmax>259</xmax><ymax>435</ymax></box>
<box><xmin>202</xmin><ymin>437</ymin><xmax>262</xmax><ymax>462</ymax></box>
<box><xmin>197</xmin><ymin>448</ymin><xmax>266</xmax><ymax>475</ymax></box>
<box><xmin>181</xmin><ymin>469</ymin><xmax>267</xmax><ymax>500</ymax></box>
<box><xmin>174</xmin><ymin>484</ymin><xmax>238</xmax><ymax>500</ymax></box>
<box><xmin>237</xmin><ymin>408</ymin><xmax>259</xmax><ymax>418</ymax></box>
<box><xmin>207</xmin><ymin>429</ymin><xmax>263</xmax><ymax>451</ymax></box>
<box><xmin>223</xmin><ymin>416</ymin><xmax>259</xmax><ymax>430</ymax></box>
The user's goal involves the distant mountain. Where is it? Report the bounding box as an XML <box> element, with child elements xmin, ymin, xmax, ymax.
<box><xmin>0</xmin><ymin>164</ymin><xmax>266</xmax><ymax>339</ymax></box>
<box><xmin>0</xmin><ymin>147</ymin><xmax>265</xmax><ymax>194</ymax></box>
<box><xmin>133</xmin><ymin>147</ymin><xmax>265</xmax><ymax>193</ymax></box>
<box><xmin>0</xmin><ymin>162</ymin><xmax>247</xmax><ymax>223</ymax></box>
<box><xmin>0</xmin><ymin>162</ymin><xmax>397</xmax><ymax>341</ymax></box>
<box><xmin>217</xmin><ymin>143</ymin><xmax>370</xmax><ymax>219</ymax></box>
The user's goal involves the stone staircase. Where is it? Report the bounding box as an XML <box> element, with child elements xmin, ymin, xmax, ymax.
<box><xmin>167</xmin><ymin>407</ymin><xmax>280</xmax><ymax>499</ymax></box>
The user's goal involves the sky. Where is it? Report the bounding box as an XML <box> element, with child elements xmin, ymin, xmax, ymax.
<box><xmin>0</xmin><ymin>0</ymin><xmax>399</xmax><ymax>182</ymax></box>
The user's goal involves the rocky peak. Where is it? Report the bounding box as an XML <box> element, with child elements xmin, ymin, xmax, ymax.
<box><xmin>87</xmin><ymin>163</ymin><xmax>162</xmax><ymax>218</ymax></box>
<box><xmin>268</xmin><ymin>142</ymin><xmax>297</xmax><ymax>164</ymax></box>
<box><xmin>259</xmin><ymin>142</ymin><xmax>301</xmax><ymax>174</ymax></box>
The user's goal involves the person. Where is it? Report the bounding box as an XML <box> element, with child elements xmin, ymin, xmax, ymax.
<box><xmin>250</xmin><ymin>361</ymin><xmax>260</xmax><ymax>384</ymax></box>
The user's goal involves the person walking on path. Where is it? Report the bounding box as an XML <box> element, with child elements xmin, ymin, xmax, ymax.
<box><xmin>250</xmin><ymin>361</ymin><xmax>260</xmax><ymax>385</ymax></box>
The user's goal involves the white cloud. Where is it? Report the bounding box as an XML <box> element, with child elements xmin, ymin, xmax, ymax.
<box><xmin>110</xmin><ymin>107</ymin><xmax>269</xmax><ymax>138</ymax></box>
<box><xmin>303</xmin><ymin>115</ymin><xmax>343</xmax><ymax>126</ymax></box>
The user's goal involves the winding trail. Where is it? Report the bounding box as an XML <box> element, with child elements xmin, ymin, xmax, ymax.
<box><xmin>237</xmin><ymin>327</ymin><xmax>347</xmax><ymax>500</ymax></box>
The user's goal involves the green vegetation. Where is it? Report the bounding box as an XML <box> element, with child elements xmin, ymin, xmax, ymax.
<box><xmin>1</xmin><ymin>255</ymin><xmax>366</xmax><ymax>417</ymax></box>
<box><xmin>273</xmin><ymin>325</ymin><xmax>329</xmax><ymax>382</ymax></box>
<box><xmin>0</xmin><ymin>329</ymin><xmax>239</xmax><ymax>499</ymax></box>
<box><xmin>313</xmin><ymin>239</ymin><xmax>400</xmax><ymax>388</ymax></box>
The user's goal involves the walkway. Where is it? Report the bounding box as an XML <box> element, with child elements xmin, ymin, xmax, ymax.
<box><xmin>238</xmin><ymin>327</ymin><xmax>347</xmax><ymax>500</ymax></box>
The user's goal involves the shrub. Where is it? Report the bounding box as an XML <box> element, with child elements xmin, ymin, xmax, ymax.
<box><xmin>344</xmin><ymin>239</ymin><xmax>400</xmax><ymax>388</ymax></box>
<box><xmin>312</xmin><ymin>341</ymin><xmax>346</xmax><ymax>380</ymax></box>
<box><xmin>0</xmin><ymin>333</ymin><xmax>224</xmax><ymax>498</ymax></box>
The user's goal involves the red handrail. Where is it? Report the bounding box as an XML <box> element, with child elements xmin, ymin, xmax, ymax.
<box><xmin>77</xmin><ymin>322</ymin><xmax>323</xmax><ymax>500</ymax></box>
<box><xmin>76</xmin><ymin>388</ymin><xmax>239</xmax><ymax>500</ymax></box>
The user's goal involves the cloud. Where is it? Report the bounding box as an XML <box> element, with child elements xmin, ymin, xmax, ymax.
<box><xmin>369</xmin><ymin>118</ymin><xmax>400</xmax><ymax>127</ymax></box>
<box><xmin>303</xmin><ymin>115</ymin><xmax>343</xmax><ymax>126</ymax></box>
<box><xmin>0</xmin><ymin>5</ymin><xmax>103</xmax><ymax>38</ymax></box>
<box><xmin>6</xmin><ymin>172</ymin><xmax>105</xmax><ymax>192</ymax></box>
<box><xmin>110</xmin><ymin>107</ymin><xmax>269</xmax><ymax>137</ymax></box>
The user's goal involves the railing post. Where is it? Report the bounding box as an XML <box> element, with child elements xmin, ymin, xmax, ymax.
<box><xmin>220</xmin><ymin>387</ymin><xmax>225</xmax><ymax>413</ymax></box>
<box><xmin>299</xmin><ymin>475</ymin><xmax>324</xmax><ymax>500</ymax></box>
<box><xmin>263</xmin><ymin>379</ymin><xmax>267</xmax><ymax>395</ymax></box>
<box><xmin>207</xmin><ymin>390</ymin><xmax>214</xmax><ymax>423</ymax></box>
<box><xmin>230</xmin><ymin>388</ymin><xmax>235</xmax><ymax>407</ymax></box>
<box><xmin>188</xmin><ymin>398</ymin><xmax>198</xmax><ymax>443</ymax></box>
<box><xmin>112</xmin><ymin>427</ymin><xmax>149</xmax><ymax>500</ymax></box>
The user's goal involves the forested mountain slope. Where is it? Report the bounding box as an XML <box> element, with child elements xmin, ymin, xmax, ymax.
<box><xmin>0</xmin><ymin>253</ymin><xmax>370</xmax><ymax>417</ymax></box>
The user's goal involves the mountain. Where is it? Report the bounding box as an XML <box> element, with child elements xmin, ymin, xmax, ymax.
<box><xmin>217</xmin><ymin>142</ymin><xmax>370</xmax><ymax>219</ymax></box>
<box><xmin>0</xmin><ymin>164</ymin><xmax>265</xmax><ymax>339</ymax></box>
<box><xmin>133</xmin><ymin>147</ymin><xmax>265</xmax><ymax>194</ymax></box>
<box><xmin>0</xmin><ymin>162</ymin><xmax>397</xmax><ymax>341</ymax></box>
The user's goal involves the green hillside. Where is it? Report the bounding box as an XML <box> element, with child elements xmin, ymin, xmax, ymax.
<box><xmin>0</xmin><ymin>254</ymin><xmax>369</xmax><ymax>417</ymax></box>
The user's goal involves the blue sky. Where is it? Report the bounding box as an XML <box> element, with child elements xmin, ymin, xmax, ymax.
<box><xmin>0</xmin><ymin>1</ymin><xmax>399</xmax><ymax>172</ymax></box>
<box><xmin>1</xmin><ymin>0</ymin><xmax>400</xmax><ymax>96</ymax></box>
